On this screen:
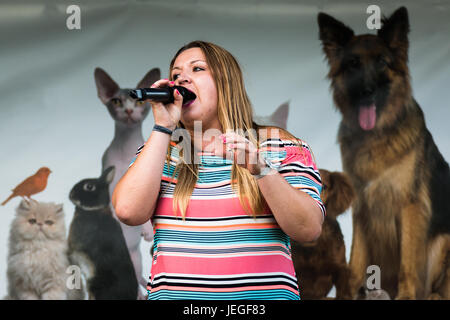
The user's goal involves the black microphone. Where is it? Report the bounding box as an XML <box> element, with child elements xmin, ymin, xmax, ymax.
<box><xmin>129</xmin><ymin>86</ymin><xmax>196</xmax><ymax>104</ymax></box>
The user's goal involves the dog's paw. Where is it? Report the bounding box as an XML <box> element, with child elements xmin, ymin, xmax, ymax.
<box><xmin>366</xmin><ymin>289</ymin><xmax>391</xmax><ymax>300</ymax></box>
<box><xmin>357</xmin><ymin>287</ymin><xmax>391</xmax><ymax>300</ymax></box>
<box><xmin>395</xmin><ymin>293</ymin><xmax>415</xmax><ymax>300</ymax></box>
<box><xmin>427</xmin><ymin>293</ymin><xmax>442</xmax><ymax>300</ymax></box>
<box><xmin>395</xmin><ymin>286</ymin><xmax>416</xmax><ymax>300</ymax></box>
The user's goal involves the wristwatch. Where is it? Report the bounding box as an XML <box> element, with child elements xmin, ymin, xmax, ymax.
<box><xmin>253</xmin><ymin>155</ymin><xmax>277</xmax><ymax>180</ymax></box>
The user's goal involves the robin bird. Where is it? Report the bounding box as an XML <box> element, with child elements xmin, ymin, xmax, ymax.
<box><xmin>1</xmin><ymin>167</ymin><xmax>52</xmax><ymax>206</ymax></box>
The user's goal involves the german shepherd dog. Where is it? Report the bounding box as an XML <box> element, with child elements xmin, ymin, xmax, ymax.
<box><xmin>291</xmin><ymin>169</ymin><xmax>354</xmax><ymax>300</ymax></box>
<box><xmin>318</xmin><ymin>7</ymin><xmax>450</xmax><ymax>299</ymax></box>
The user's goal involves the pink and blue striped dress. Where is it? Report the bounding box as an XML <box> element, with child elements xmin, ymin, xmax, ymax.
<box><xmin>129</xmin><ymin>138</ymin><xmax>325</xmax><ymax>300</ymax></box>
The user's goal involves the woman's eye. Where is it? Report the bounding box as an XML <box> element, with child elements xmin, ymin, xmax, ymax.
<box><xmin>172</xmin><ymin>67</ymin><xmax>204</xmax><ymax>80</ymax></box>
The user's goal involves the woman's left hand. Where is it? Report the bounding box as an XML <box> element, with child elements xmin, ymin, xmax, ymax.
<box><xmin>213</xmin><ymin>132</ymin><xmax>266</xmax><ymax>175</ymax></box>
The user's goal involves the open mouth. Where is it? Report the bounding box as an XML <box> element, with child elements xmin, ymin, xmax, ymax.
<box><xmin>182</xmin><ymin>99</ymin><xmax>195</xmax><ymax>108</ymax></box>
<box><xmin>358</xmin><ymin>103</ymin><xmax>376</xmax><ymax>131</ymax></box>
<box><xmin>176</xmin><ymin>86</ymin><xmax>196</xmax><ymax>108</ymax></box>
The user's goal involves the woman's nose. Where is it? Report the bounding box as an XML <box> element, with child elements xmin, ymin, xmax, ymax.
<box><xmin>176</xmin><ymin>73</ymin><xmax>190</xmax><ymax>84</ymax></box>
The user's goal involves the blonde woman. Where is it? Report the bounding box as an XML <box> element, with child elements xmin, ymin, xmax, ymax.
<box><xmin>112</xmin><ymin>41</ymin><xmax>325</xmax><ymax>300</ymax></box>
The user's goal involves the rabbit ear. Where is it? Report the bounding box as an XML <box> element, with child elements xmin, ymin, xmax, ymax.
<box><xmin>102</xmin><ymin>166</ymin><xmax>116</xmax><ymax>184</ymax></box>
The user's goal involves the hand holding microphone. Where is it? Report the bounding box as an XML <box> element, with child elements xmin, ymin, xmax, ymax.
<box><xmin>129</xmin><ymin>85</ymin><xmax>196</xmax><ymax>105</ymax></box>
<box><xmin>134</xmin><ymin>79</ymin><xmax>196</xmax><ymax>131</ymax></box>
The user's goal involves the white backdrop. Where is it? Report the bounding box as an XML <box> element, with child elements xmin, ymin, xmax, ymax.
<box><xmin>1</xmin><ymin>0</ymin><xmax>449</xmax><ymax>298</ymax></box>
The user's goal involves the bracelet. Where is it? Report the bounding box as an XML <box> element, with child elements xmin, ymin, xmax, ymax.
<box><xmin>252</xmin><ymin>165</ymin><xmax>274</xmax><ymax>180</ymax></box>
<box><xmin>252</xmin><ymin>155</ymin><xmax>277</xmax><ymax>180</ymax></box>
<box><xmin>153</xmin><ymin>124</ymin><xmax>173</xmax><ymax>136</ymax></box>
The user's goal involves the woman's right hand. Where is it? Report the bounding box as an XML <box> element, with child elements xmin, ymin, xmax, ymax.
<box><xmin>149</xmin><ymin>79</ymin><xmax>183</xmax><ymax>130</ymax></box>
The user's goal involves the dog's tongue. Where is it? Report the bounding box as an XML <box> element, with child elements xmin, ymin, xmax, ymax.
<box><xmin>359</xmin><ymin>104</ymin><xmax>376</xmax><ymax>131</ymax></box>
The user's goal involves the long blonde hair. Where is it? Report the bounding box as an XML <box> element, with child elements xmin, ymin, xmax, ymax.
<box><xmin>167</xmin><ymin>41</ymin><xmax>293</xmax><ymax>218</ymax></box>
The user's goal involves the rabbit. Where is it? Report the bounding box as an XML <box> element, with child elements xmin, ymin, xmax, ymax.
<box><xmin>67</xmin><ymin>166</ymin><xmax>138</xmax><ymax>299</ymax></box>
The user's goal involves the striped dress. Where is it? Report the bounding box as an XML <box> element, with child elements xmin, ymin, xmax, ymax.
<box><xmin>129</xmin><ymin>138</ymin><xmax>325</xmax><ymax>300</ymax></box>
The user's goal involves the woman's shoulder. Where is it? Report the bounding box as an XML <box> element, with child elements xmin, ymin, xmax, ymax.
<box><xmin>257</xmin><ymin>126</ymin><xmax>316</xmax><ymax>168</ymax></box>
<box><xmin>257</xmin><ymin>126</ymin><xmax>309</xmax><ymax>148</ymax></box>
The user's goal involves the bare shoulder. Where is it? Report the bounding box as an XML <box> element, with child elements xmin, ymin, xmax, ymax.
<box><xmin>257</xmin><ymin>125</ymin><xmax>300</xmax><ymax>142</ymax></box>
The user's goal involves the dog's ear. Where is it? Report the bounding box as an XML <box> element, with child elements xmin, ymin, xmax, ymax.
<box><xmin>377</xmin><ymin>7</ymin><xmax>410</xmax><ymax>59</ymax></box>
<box><xmin>318</xmin><ymin>13</ymin><xmax>354</xmax><ymax>62</ymax></box>
<box><xmin>322</xmin><ymin>171</ymin><xmax>355</xmax><ymax>219</ymax></box>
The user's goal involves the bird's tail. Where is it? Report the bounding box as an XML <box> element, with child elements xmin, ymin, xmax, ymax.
<box><xmin>1</xmin><ymin>193</ymin><xmax>15</xmax><ymax>206</ymax></box>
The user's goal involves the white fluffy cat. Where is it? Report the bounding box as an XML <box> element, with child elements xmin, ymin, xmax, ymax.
<box><xmin>5</xmin><ymin>199</ymin><xmax>71</xmax><ymax>300</ymax></box>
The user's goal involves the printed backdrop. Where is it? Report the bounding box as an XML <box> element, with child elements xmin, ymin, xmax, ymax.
<box><xmin>1</xmin><ymin>0</ymin><xmax>449</xmax><ymax>298</ymax></box>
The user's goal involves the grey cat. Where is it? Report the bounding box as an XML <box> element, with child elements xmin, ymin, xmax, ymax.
<box><xmin>5</xmin><ymin>199</ymin><xmax>70</xmax><ymax>300</ymax></box>
<box><xmin>357</xmin><ymin>287</ymin><xmax>391</xmax><ymax>300</ymax></box>
<box><xmin>253</xmin><ymin>101</ymin><xmax>289</xmax><ymax>129</ymax></box>
<box><xmin>94</xmin><ymin>67</ymin><xmax>160</xmax><ymax>297</ymax></box>
<box><xmin>68</xmin><ymin>166</ymin><xmax>138</xmax><ymax>300</ymax></box>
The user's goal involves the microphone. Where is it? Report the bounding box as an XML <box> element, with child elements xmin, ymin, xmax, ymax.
<box><xmin>129</xmin><ymin>86</ymin><xmax>196</xmax><ymax>105</ymax></box>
